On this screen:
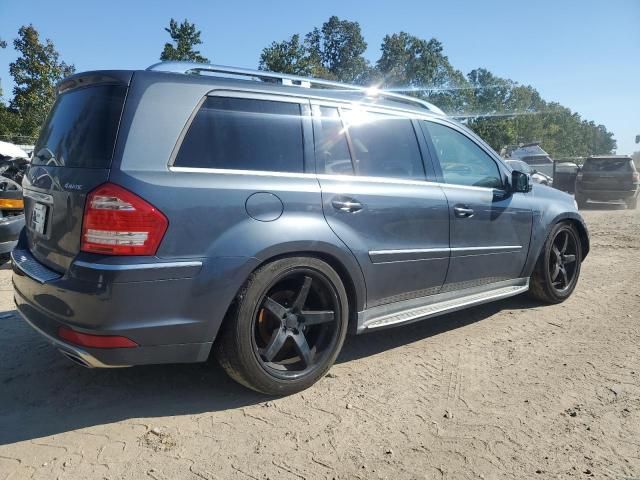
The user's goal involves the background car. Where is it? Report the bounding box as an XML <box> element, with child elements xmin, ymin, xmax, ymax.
<box><xmin>0</xmin><ymin>141</ymin><xmax>29</xmax><ymax>263</ymax></box>
<box><xmin>575</xmin><ymin>155</ymin><xmax>639</xmax><ymax>209</ymax></box>
<box><xmin>506</xmin><ymin>159</ymin><xmax>553</xmax><ymax>186</ymax></box>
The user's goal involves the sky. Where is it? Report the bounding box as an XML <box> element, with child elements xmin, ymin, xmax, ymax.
<box><xmin>1</xmin><ymin>0</ymin><xmax>639</xmax><ymax>154</ymax></box>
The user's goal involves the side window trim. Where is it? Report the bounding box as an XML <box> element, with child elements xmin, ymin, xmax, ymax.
<box><xmin>310</xmin><ymin>104</ymin><xmax>356</xmax><ymax>176</ymax></box>
<box><xmin>168</xmin><ymin>90</ymin><xmax>312</xmax><ymax>173</ymax></box>
<box><xmin>420</xmin><ymin>118</ymin><xmax>507</xmax><ymax>191</ymax></box>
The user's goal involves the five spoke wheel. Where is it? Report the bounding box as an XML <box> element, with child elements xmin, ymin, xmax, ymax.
<box><xmin>253</xmin><ymin>271</ymin><xmax>340</xmax><ymax>377</ymax></box>
<box><xmin>549</xmin><ymin>229</ymin><xmax>578</xmax><ymax>291</ymax></box>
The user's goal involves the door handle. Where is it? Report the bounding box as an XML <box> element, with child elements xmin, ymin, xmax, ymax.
<box><xmin>454</xmin><ymin>205</ymin><xmax>474</xmax><ymax>218</ymax></box>
<box><xmin>331</xmin><ymin>198</ymin><xmax>363</xmax><ymax>213</ymax></box>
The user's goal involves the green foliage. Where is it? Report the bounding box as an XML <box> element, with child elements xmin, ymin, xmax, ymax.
<box><xmin>259</xmin><ymin>18</ymin><xmax>616</xmax><ymax>158</ymax></box>
<box><xmin>260</xmin><ymin>16</ymin><xmax>370</xmax><ymax>83</ymax></box>
<box><xmin>464</xmin><ymin>68</ymin><xmax>615</xmax><ymax>157</ymax></box>
<box><xmin>160</xmin><ymin>18</ymin><xmax>209</xmax><ymax>63</ymax></box>
<box><xmin>259</xmin><ymin>34</ymin><xmax>314</xmax><ymax>76</ymax></box>
<box><xmin>376</xmin><ymin>33</ymin><xmax>468</xmax><ymax>113</ymax></box>
<box><xmin>8</xmin><ymin>25</ymin><xmax>75</xmax><ymax>139</ymax></box>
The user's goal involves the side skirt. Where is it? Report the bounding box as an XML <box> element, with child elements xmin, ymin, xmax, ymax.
<box><xmin>357</xmin><ymin>277</ymin><xmax>529</xmax><ymax>332</ymax></box>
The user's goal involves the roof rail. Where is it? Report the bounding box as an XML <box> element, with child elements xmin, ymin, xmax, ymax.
<box><xmin>146</xmin><ymin>61</ymin><xmax>445</xmax><ymax>115</ymax></box>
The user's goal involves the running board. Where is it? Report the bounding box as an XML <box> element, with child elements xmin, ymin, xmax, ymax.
<box><xmin>358</xmin><ymin>279</ymin><xmax>529</xmax><ymax>331</ymax></box>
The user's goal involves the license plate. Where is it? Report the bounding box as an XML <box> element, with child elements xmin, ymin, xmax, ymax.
<box><xmin>31</xmin><ymin>203</ymin><xmax>48</xmax><ymax>234</ymax></box>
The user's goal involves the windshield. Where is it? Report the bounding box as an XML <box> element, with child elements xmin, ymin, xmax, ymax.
<box><xmin>33</xmin><ymin>85</ymin><xmax>127</xmax><ymax>168</ymax></box>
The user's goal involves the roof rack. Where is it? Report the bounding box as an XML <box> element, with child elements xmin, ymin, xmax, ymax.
<box><xmin>146</xmin><ymin>61</ymin><xmax>445</xmax><ymax>115</ymax></box>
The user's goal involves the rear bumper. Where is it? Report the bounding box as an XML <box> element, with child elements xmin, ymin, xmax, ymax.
<box><xmin>0</xmin><ymin>214</ymin><xmax>24</xmax><ymax>254</ymax></box>
<box><xmin>11</xmin><ymin>241</ymin><xmax>255</xmax><ymax>368</ymax></box>
<box><xmin>575</xmin><ymin>187</ymin><xmax>638</xmax><ymax>201</ymax></box>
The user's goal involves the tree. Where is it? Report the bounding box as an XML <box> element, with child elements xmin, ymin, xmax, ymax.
<box><xmin>376</xmin><ymin>33</ymin><xmax>469</xmax><ymax>113</ymax></box>
<box><xmin>160</xmin><ymin>18</ymin><xmax>209</xmax><ymax>63</ymax></box>
<box><xmin>259</xmin><ymin>16</ymin><xmax>370</xmax><ymax>83</ymax></box>
<box><xmin>259</xmin><ymin>34</ymin><xmax>313</xmax><ymax>76</ymax></box>
<box><xmin>8</xmin><ymin>25</ymin><xmax>75</xmax><ymax>139</ymax></box>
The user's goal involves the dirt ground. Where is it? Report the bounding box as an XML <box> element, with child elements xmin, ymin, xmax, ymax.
<box><xmin>1</xmin><ymin>203</ymin><xmax>639</xmax><ymax>480</ymax></box>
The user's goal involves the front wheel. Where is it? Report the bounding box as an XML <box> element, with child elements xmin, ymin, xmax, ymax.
<box><xmin>215</xmin><ymin>257</ymin><xmax>349</xmax><ymax>395</ymax></box>
<box><xmin>529</xmin><ymin>222</ymin><xmax>582</xmax><ymax>304</ymax></box>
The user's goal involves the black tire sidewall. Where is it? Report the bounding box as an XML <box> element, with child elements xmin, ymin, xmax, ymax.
<box><xmin>220</xmin><ymin>257</ymin><xmax>349</xmax><ymax>395</ymax></box>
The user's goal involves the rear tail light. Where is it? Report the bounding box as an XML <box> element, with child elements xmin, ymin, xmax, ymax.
<box><xmin>633</xmin><ymin>172</ymin><xmax>639</xmax><ymax>182</ymax></box>
<box><xmin>58</xmin><ymin>326</ymin><xmax>138</xmax><ymax>348</ymax></box>
<box><xmin>81</xmin><ymin>183</ymin><xmax>168</xmax><ymax>255</ymax></box>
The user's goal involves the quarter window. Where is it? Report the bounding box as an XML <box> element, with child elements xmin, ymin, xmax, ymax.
<box><xmin>314</xmin><ymin>106</ymin><xmax>354</xmax><ymax>175</ymax></box>
<box><xmin>423</xmin><ymin>121</ymin><xmax>502</xmax><ymax>189</ymax></box>
<box><xmin>174</xmin><ymin>97</ymin><xmax>304</xmax><ymax>172</ymax></box>
<box><xmin>342</xmin><ymin>110</ymin><xmax>425</xmax><ymax>180</ymax></box>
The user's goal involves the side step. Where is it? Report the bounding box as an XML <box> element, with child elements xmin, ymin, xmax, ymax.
<box><xmin>360</xmin><ymin>280</ymin><xmax>529</xmax><ymax>331</ymax></box>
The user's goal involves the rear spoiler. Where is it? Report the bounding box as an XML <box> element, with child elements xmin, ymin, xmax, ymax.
<box><xmin>57</xmin><ymin>70</ymin><xmax>133</xmax><ymax>95</ymax></box>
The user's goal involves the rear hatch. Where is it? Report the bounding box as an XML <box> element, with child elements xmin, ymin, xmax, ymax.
<box><xmin>580</xmin><ymin>157</ymin><xmax>636</xmax><ymax>191</ymax></box>
<box><xmin>22</xmin><ymin>72</ymin><xmax>131</xmax><ymax>272</ymax></box>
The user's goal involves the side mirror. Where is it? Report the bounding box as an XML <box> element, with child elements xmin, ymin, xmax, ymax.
<box><xmin>511</xmin><ymin>170</ymin><xmax>532</xmax><ymax>193</ymax></box>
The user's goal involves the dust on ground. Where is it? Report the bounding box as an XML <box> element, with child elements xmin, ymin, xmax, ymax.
<box><xmin>1</xmin><ymin>203</ymin><xmax>638</xmax><ymax>479</ymax></box>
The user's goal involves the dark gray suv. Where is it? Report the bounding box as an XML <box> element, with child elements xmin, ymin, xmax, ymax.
<box><xmin>12</xmin><ymin>63</ymin><xmax>589</xmax><ymax>394</ymax></box>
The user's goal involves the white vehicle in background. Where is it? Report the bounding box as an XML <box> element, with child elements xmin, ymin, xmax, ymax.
<box><xmin>505</xmin><ymin>159</ymin><xmax>553</xmax><ymax>186</ymax></box>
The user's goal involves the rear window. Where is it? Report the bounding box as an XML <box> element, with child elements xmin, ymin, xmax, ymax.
<box><xmin>521</xmin><ymin>155</ymin><xmax>552</xmax><ymax>165</ymax></box>
<box><xmin>33</xmin><ymin>85</ymin><xmax>127</xmax><ymax>168</ymax></box>
<box><xmin>174</xmin><ymin>97</ymin><xmax>304</xmax><ymax>173</ymax></box>
<box><xmin>583</xmin><ymin>158</ymin><xmax>632</xmax><ymax>172</ymax></box>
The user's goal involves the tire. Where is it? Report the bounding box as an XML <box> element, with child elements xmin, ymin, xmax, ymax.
<box><xmin>574</xmin><ymin>193</ymin><xmax>587</xmax><ymax>209</ymax></box>
<box><xmin>215</xmin><ymin>257</ymin><xmax>349</xmax><ymax>395</ymax></box>
<box><xmin>529</xmin><ymin>222</ymin><xmax>582</xmax><ymax>304</ymax></box>
<box><xmin>627</xmin><ymin>196</ymin><xmax>638</xmax><ymax>210</ymax></box>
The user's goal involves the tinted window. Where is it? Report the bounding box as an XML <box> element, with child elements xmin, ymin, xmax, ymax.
<box><xmin>583</xmin><ymin>158</ymin><xmax>632</xmax><ymax>172</ymax></box>
<box><xmin>342</xmin><ymin>110</ymin><xmax>424</xmax><ymax>180</ymax></box>
<box><xmin>175</xmin><ymin>97</ymin><xmax>304</xmax><ymax>172</ymax></box>
<box><xmin>34</xmin><ymin>85</ymin><xmax>127</xmax><ymax>168</ymax></box>
<box><xmin>314</xmin><ymin>106</ymin><xmax>353</xmax><ymax>175</ymax></box>
<box><xmin>522</xmin><ymin>155</ymin><xmax>553</xmax><ymax>165</ymax></box>
<box><xmin>424</xmin><ymin>121</ymin><xmax>502</xmax><ymax>189</ymax></box>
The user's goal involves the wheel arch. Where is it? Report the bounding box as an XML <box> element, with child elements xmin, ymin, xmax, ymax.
<box><xmin>521</xmin><ymin>212</ymin><xmax>590</xmax><ymax>278</ymax></box>
<box><xmin>216</xmin><ymin>242</ymin><xmax>366</xmax><ymax>340</ymax></box>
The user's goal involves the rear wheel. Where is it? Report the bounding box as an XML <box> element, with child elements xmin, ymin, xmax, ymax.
<box><xmin>627</xmin><ymin>196</ymin><xmax>638</xmax><ymax>210</ymax></box>
<box><xmin>529</xmin><ymin>222</ymin><xmax>582</xmax><ymax>304</ymax></box>
<box><xmin>215</xmin><ymin>257</ymin><xmax>349</xmax><ymax>395</ymax></box>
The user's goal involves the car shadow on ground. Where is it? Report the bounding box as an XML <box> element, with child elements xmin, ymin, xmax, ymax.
<box><xmin>0</xmin><ymin>295</ymin><xmax>538</xmax><ymax>445</ymax></box>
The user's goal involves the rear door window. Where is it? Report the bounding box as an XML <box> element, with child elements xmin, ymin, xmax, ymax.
<box><xmin>174</xmin><ymin>97</ymin><xmax>304</xmax><ymax>173</ymax></box>
<box><xmin>33</xmin><ymin>85</ymin><xmax>127</xmax><ymax>168</ymax></box>
<box><xmin>341</xmin><ymin>110</ymin><xmax>425</xmax><ymax>180</ymax></box>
